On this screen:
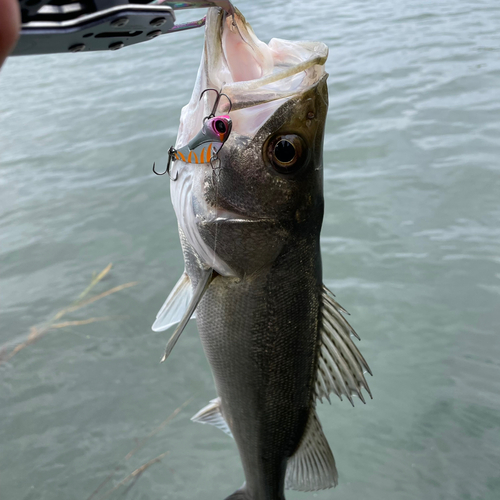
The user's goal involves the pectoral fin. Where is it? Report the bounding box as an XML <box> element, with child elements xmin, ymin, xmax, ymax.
<box><xmin>152</xmin><ymin>272</ymin><xmax>195</xmax><ymax>333</ymax></box>
<box><xmin>315</xmin><ymin>285</ymin><xmax>372</xmax><ymax>406</ymax></box>
<box><xmin>160</xmin><ymin>268</ymin><xmax>214</xmax><ymax>363</ymax></box>
<box><xmin>285</xmin><ymin>409</ymin><xmax>338</xmax><ymax>491</ymax></box>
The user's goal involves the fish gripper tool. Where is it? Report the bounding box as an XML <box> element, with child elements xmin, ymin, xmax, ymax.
<box><xmin>12</xmin><ymin>0</ymin><xmax>235</xmax><ymax>56</ymax></box>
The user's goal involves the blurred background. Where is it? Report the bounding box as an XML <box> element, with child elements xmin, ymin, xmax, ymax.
<box><xmin>1</xmin><ymin>0</ymin><xmax>499</xmax><ymax>498</ymax></box>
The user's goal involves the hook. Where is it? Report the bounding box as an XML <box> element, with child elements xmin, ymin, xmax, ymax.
<box><xmin>153</xmin><ymin>147</ymin><xmax>178</xmax><ymax>180</ymax></box>
<box><xmin>152</xmin><ymin>161</ymin><xmax>167</xmax><ymax>176</ymax></box>
<box><xmin>199</xmin><ymin>88</ymin><xmax>232</xmax><ymax>120</ymax></box>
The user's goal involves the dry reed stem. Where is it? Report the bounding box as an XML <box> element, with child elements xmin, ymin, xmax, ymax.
<box><xmin>50</xmin><ymin>317</ymin><xmax>112</xmax><ymax>329</ymax></box>
<box><xmin>86</xmin><ymin>397</ymin><xmax>194</xmax><ymax>500</ymax></box>
<box><xmin>56</xmin><ymin>282</ymin><xmax>138</xmax><ymax>318</ymax></box>
<box><xmin>96</xmin><ymin>453</ymin><xmax>169</xmax><ymax>500</ymax></box>
<box><xmin>2</xmin><ymin>327</ymin><xmax>42</xmax><ymax>361</ymax></box>
<box><xmin>0</xmin><ymin>264</ymin><xmax>137</xmax><ymax>365</ymax></box>
<box><xmin>125</xmin><ymin>396</ymin><xmax>194</xmax><ymax>459</ymax></box>
<box><xmin>78</xmin><ymin>263</ymin><xmax>113</xmax><ymax>300</ymax></box>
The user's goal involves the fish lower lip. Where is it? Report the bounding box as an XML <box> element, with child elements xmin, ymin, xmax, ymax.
<box><xmin>212</xmin><ymin>213</ymin><xmax>269</xmax><ymax>223</ymax></box>
<box><xmin>205</xmin><ymin>208</ymin><xmax>270</xmax><ymax>223</ymax></box>
<box><xmin>213</xmin><ymin>217</ymin><xmax>266</xmax><ymax>223</ymax></box>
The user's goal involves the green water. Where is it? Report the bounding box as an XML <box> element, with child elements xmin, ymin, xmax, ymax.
<box><xmin>1</xmin><ymin>1</ymin><xmax>500</xmax><ymax>499</ymax></box>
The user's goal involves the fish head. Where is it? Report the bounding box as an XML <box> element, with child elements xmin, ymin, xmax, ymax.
<box><xmin>171</xmin><ymin>7</ymin><xmax>329</xmax><ymax>278</ymax></box>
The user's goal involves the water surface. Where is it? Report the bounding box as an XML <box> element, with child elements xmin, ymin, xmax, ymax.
<box><xmin>1</xmin><ymin>1</ymin><xmax>500</xmax><ymax>499</ymax></box>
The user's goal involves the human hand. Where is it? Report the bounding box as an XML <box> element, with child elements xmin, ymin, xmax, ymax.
<box><xmin>0</xmin><ymin>0</ymin><xmax>20</xmax><ymax>69</ymax></box>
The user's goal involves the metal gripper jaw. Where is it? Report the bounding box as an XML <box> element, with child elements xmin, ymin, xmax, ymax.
<box><xmin>13</xmin><ymin>0</ymin><xmax>235</xmax><ymax>56</ymax></box>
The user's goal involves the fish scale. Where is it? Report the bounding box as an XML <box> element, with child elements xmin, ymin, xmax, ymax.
<box><xmin>191</xmin><ymin>238</ymin><xmax>321</xmax><ymax>500</ymax></box>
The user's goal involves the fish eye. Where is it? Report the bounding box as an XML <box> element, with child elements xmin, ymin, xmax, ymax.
<box><xmin>274</xmin><ymin>140</ymin><xmax>295</xmax><ymax>163</ymax></box>
<box><xmin>267</xmin><ymin>134</ymin><xmax>306</xmax><ymax>174</ymax></box>
<box><xmin>215</xmin><ymin>120</ymin><xmax>226</xmax><ymax>133</ymax></box>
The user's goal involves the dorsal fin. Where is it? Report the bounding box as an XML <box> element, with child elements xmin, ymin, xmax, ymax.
<box><xmin>191</xmin><ymin>397</ymin><xmax>233</xmax><ymax>437</ymax></box>
<box><xmin>152</xmin><ymin>272</ymin><xmax>195</xmax><ymax>332</ymax></box>
<box><xmin>315</xmin><ymin>285</ymin><xmax>372</xmax><ymax>406</ymax></box>
<box><xmin>285</xmin><ymin>409</ymin><xmax>338</xmax><ymax>491</ymax></box>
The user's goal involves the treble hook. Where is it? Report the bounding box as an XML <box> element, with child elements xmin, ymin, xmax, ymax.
<box><xmin>153</xmin><ymin>146</ymin><xmax>178</xmax><ymax>180</ymax></box>
<box><xmin>200</xmin><ymin>88</ymin><xmax>232</xmax><ymax>120</ymax></box>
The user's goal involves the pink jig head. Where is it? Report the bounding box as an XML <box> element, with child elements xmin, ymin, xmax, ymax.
<box><xmin>171</xmin><ymin>114</ymin><xmax>232</xmax><ymax>167</ymax></box>
<box><xmin>153</xmin><ymin>90</ymin><xmax>232</xmax><ymax>179</ymax></box>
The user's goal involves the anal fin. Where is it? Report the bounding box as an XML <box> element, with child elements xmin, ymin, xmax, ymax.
<box><xmin>285</xmin><ymin>409</ymin><xmax>338</xmax><ymax>491</ymax></box>
<box><xmin>191</xmin><ymin>397</ymin><xmax>233</xmax><ymax>438</ymax></box>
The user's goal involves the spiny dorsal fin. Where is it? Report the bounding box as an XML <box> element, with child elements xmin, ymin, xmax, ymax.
<box><xmin>191</xmin><ymin>397</ymin><xmax>233</xmax><ymax>438</ymax></box>
<box><xmin>160</xmin><ymin>268</ymin><xmax>214</xmax><ymax>363</ymax></box>
<box><xmin>285</xmin><ymin>409</ymin><xmax>338</xmax><ymax>491</ymax></box>
<box><xmin>152</xmin><ymin>272</ymin><xmax>195</xmax><ymax>332</ymax></box>
<box><xmin>315</xmin><ymin>285</ymin><xmax>372</xmax><ymax>406</ymax></box>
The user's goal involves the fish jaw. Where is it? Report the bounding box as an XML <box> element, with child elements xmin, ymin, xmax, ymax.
<box><xmin>173</xmin><ymin>160</ymin><xmax>289</xmax><ymax>278</ymax></box>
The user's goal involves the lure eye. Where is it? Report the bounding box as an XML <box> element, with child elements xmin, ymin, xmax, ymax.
<box><xmin>215</xmin><ymin>120</ymin><xmax>227</xmax><ymax>133</ymax></box>
<box><xmin>267</xmin><ymin>134</ymin><xmax>306</xmax><ymax>174</ymax></box>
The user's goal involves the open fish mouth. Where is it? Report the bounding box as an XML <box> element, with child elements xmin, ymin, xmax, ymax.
<box><xmin>205</xmin><ymin>8</ymin><xmax>329</xmax><ymax>106</ymax></box>
<box><xmin>176</xmin><ymin>7</ymin><xmax>329</xmax><ymax>146</ymax></box>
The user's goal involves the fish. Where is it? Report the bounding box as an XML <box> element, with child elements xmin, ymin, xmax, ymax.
<box><xmin>152</xmin><ymin>6</ymin><xmax>372</xmax><ymax>499</ymax></box>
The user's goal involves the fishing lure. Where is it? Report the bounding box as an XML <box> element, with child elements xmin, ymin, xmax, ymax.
<box><xmin>153</xmin><ymin>89</ymin><xmax>232</xmax><ymax>179</ymax></box>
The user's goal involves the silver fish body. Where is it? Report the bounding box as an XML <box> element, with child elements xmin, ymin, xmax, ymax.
<box><xmin>155</xmin><ymin>7</ymin><xmax>372</xmax><ymax>500</ymax></box>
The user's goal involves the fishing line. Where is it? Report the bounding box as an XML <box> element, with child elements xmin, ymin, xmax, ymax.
<box><xmin>199</xmin><ymin>84</ymin><xmax>231</xmax><ymax>275</ymax></box>
<box><xmin>210</xmin><ymin>154</ymin><xmax>221</xmax><ymax>273</ymax></box>
<box><xmin>205</xmin><ymin>88</ymin><xmax>222</xmax><ymax>275</ymax></box>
